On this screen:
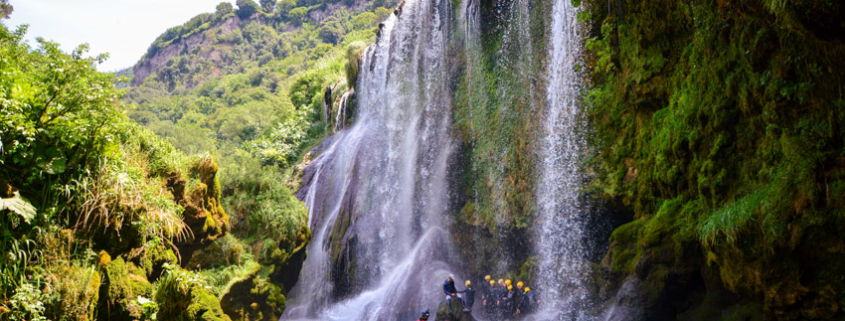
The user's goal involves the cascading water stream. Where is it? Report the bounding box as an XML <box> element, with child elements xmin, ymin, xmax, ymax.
<box><xmin>284</xmin><ymin>0</ymin><xmax>599</xmax><ymax>319</ymax></box>
<box><xmin>534</xmin><ymin>0</ymin><xmax>594</xmax><ymax>319</ymax></box>
<box><xmin>281</xmin><ymin>0</ymin><xmax>456</xmax><ymax>319</ymax></box>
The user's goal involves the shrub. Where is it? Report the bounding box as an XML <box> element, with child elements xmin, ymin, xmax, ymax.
<box><xmin>345</xmin><ymin>41</ymin><xmax>367</xmax><ymax>89</ymax></box>
<box><xmin>288</xmin><ymin>7</ymin><xmax>309</xmax><ymax>26</ymax></box>
<box><xmin>352</xmin><ymin>12</ymin><xmax>377</xmax><ymax>30</ymax></box>
<box><xmin>318</xmin><ymin>19</ymin><xmax>346</xmax><ymax>44</ymax></box>
<box><xmin>154</xmin><ymin>264</ymin><xmax>231</xmax><ymax>321</ymax></box>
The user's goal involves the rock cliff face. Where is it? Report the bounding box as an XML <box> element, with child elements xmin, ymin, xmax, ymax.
<box><xmin>169</xmin><ymin>157</ymin><xmax>230</xmax><ymax>265</ymax></box>
<box><xmin>130</xmin><ymin>0</ymin><xmax>374</xmax><ymax>89</ymax></box>
<box><xmin>132</xmin><ymin>16</ymin><xmax>241</xmax><ymax>87</ymax></box>
<box><xmin>289</xmin><ymin>0</ymin><xmax>845</xmax><ymax>319</ymax></box>
<box><xmin>583</xmin><ymin>0</ymin><xmax>845</xmax><ymax>320</ymax></box>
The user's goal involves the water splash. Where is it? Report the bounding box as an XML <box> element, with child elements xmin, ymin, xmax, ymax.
<box><xmin>281</xmin><ymin>0</ymin><xmax>455</xmax><ymax>318</ymax></box>
<box><xmin>535</xmin><ymin>0</ymin><xmax>594</xmax><ymax>319</ymax></box>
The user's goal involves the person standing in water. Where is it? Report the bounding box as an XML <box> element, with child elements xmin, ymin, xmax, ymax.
<box><xmin>459</xmin><ymin>280</ymin><xmax>476</xmax><ymax>313</ymax></box>
<box><xmin>517</xmin><ymin>287</ymin><xmax>538</xmax><ymax>315</ymax></box>
<box><xmin>484</xmin><ymin>279</ymin><xmax>497</xmax><ymax>316</ymax></box>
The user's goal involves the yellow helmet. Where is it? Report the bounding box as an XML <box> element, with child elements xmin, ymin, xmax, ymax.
<box><xmin>465</xmin><ymin>280</ymin><xmax>471</xmax><ymax>287</ymax></box>
<box><xmin>505</xmin><ymin>279</ymin><xmax>512</xmax><ymax>286</ymax></box>
<box><xmin>517</xmin><ymin>281</ymin><xmax>524</xmax><ymax>288</ymax></box>
<box><xmin>524</xmin><ymin>287</ymin><xmax>531</xmax><ymax>293</ymax></box>
<box><xmin>489</xmin><ymin>280</ymin><xmax>495</xmax><ymax>286</ymax></box>
<box><xmin>484</xmin><ymin>275</ymin><xmax>491</xmax><ymax>281</ymax></box>
<box><xmin>498</xmin><ymin>279</ymin><xmax>504</xmax><ymax>285</ymax></box>
<box><xmin>507</xmin><ymin>284</ymin><xmax>513</xmax><ymax>291</ymax></box>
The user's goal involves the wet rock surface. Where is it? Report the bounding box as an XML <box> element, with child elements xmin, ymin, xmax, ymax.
<box><xmin>435</xmin><ymin>298</ymin><xmax>476</xmax><ymax>321</ymax></box>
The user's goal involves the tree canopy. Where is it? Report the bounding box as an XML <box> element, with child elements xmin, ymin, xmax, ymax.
<box><xmin>236</xmin><ymin>0</ymin><xmax>261</xmax><ymax>19</ymax></box>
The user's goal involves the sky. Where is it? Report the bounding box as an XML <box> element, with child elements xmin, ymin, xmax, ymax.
<box><xmin>6</xmin><ymin>0</ymin><xmax>237</xmax><ymax>72</ymax></box>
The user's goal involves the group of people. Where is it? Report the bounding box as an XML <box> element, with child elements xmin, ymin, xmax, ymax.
<box><xmin>426</xmin><ymin>274</ymin><xmax>539</xmax><ymax>320</ymax></box>
<box><xmin>477</xmin><ymin>275</ymin><xmax>539</xmax><ymax>318</ymax></box>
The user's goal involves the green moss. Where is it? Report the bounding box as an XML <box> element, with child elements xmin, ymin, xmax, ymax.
<box><xmin>97</xmin><ymin>257</ymin><xmax>153</xmax><ymax>321</ymax></box>
<box><xmin>605</xmin><ymin>219</ymin><xmax>646</xmax><ymax>273</ymax></box>
<box><xmin>434</xmin><ymin>297</ymin><xmax>474</xmax><ymax>321</ymax></box>
<box><xmin>135</xmin><ymin>238</ymin><xmax>179</xmax><ymax>282</ymax></box>
<box><xmin>219</xmin><ymin>266</ymin><xmax>286</xmax><ymax>321</ymax></box>
<box><xmin>344</xmin><ymin>41</ymin><xmax>367</xmax><ymax>89</ymax></box>
<box><xmin>585</xmin><ymin>0</ymin><xmax>845</xmax><ymax>318</ymax></box>
<box><xmin>155</xmin><ymin>264</ymin><xmax>231</xmax><ymax>321</ymax></box>
<box><xmin>447</xmin><ymin>0</ymin><xmax>555</xmax><ymax>280</ymax></box>
<box><xmin>43</xmin><ymin>262</ymin><xmax>102</xmax><ymax>321</ymax></box>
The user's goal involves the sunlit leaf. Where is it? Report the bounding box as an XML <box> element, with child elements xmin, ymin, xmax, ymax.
<box><xmin>0</xmin><ymin>191</ymin><xmax>37</xmax><ymax>224</ymax></box>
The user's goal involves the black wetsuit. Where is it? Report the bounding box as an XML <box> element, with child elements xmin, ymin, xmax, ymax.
<box><xmin>484</xmin><ymin>285</ymin><xmax>497</xmax><ymax>315</ymax></box>
<box><xmin>504</xmin><ymin>289</ymin><xmax>516</xmax><ymax>316</ymax></box>
<box><xmin>519</xmin><ymin>290</ymin><xmax>536</xmax><ymax>314</ymax></box>
<box><xmin>460</xmin><ymin>286</ymin><xmax>476</xmax><ymax>311</ymax></box>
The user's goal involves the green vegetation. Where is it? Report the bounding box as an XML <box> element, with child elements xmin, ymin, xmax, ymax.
<box><xmin>0</xmin><ymin>21</ymin><xmax>229</xmax><ymax>320</ymax></box>
<box><xmin>0</xmin><ymin>0</ymin><xmax>12</xmax><ymax>20</ymax></box>
<box><xmin>116</xmin><ymin>0</ymin><xmax>395</xmax><ymax>318</ymax></box>
<box><xmin>6</xmin><ymin>0</ymin><xmax>394</xmax><ymax>315</ymax></box>
<box><xmin>583</xmin><ymin>0</ymin><xmax>845</xmax><ymax>319</ymax></box>
<box><xmin>447</xmin><ymin>0</ymin><xmax>552</xmax><ymax>283</ymax></box>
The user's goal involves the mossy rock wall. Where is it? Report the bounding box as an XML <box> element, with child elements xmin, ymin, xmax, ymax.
<box><xmin>96</xmin><ymin>257</ymin><xmax>154</xmax><ymax>321</ymax></box>
<box><xmin>584</xmin><ymin>0</ymin><xmax>845</xmax><ymax>319</ymax></box>
<box><xmin>220</xmin><ymin>268</ymin><xmax>286</xmax><ymax>321</ymax></box>
<box><xmin>172</xmin><ymin>157</ymin><xmax>231</xmax><ymax>264</ymax></box>
<box><xmin>155</xmin><ymin>265</ymin><xmax>232</xmax><ymax>321</ymax></box>
<box><xmin>434</xmin><ymin>298</ymin><xmax>475</xmax><ymax>321</ymax></box>
<box><xmin>446</xmin><ymin>0</ymin><xmax>554</xmax><ymax>283</ymax></box>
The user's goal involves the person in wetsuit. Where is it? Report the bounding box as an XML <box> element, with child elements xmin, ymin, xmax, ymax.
<box><xmin>417</xmin><ymin>309</ymin><xmax>431</xmax><ymax>321</ymax></box>
<box><xmin>484</xmin><ymin>279</ymin><xmax>497</xmax><ymax>316</ymax></box>
<box><xmin>443</xmin><ymin>275</ymin><xmax>461</xmax><ymax>315</ymax></box>
<box><xmin>517</xmin><ymin>287</ymin><xmax>537</xmax><ymax>315</ymax></box>
<box><xmin>459</xmin><ymin>280</ymin><xmax>476</xmax><ymax>313</ymax></box>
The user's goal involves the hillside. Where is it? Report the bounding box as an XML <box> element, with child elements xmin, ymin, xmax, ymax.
<box><xmin>0</xmin><ymin>0</ymin><xmax>393</xmax><ymax>319</ymax></box>
<box><xmin>5</xmin><ymin>0</ymin><xmax>845</xmax><ymax>320</ymax></box>
<box><xmin>119</xmin><ymin>0</ymin><xmax>396</xmax><ymax>320</ymax></box>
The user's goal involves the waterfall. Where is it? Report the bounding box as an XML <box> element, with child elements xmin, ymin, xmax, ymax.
<box><xmin>535</xmin><ymin>0</ymin><xmax>594</xmax><ymax>319</ymax></box>
<box><xmin>334</xmin><ymin>90</ymin><xmax>354</xmax><ymax>132</ymax></box>
<box><xmin>281</xmin><ymin>0</ymin><xmax>456</xmax><ymax>318</ymax></box>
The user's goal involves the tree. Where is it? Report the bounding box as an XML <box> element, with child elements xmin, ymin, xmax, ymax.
<box><xmin>215</xmin><ymin>2</ymin><xmax>234</xmax><ymax>17</ymax></box>
<box><xmin>374</xmin><ymin>7</ymin><xmax>392</xmax><ymax>23</ymax></box>
<box><xmin>287</xmin><ymin>7</ymin><xmax>309</xmax><ymax>26</ymax></box>
<box><xmin>318</xmin><ymin>19</ymin><xmax>345</xmax><ymax>45</ymax></box>
<box><xmin>352</xmin><ymin>12</ymin><xmax>376</xmax><ymax>30</ymax></box>
<box><xmin>236</xmin><ymin>0</ymin><xmax>260</xmax><ymax>19</ymax></box>
<box><xmin>0</xmin><ymin>0</ymin><xmax>12</xmax><ymax>19</ymax></box>
<box><xmin>0</xmin><ymin>24</ymin><xmax>125</xmax><ymax>194</ymax></box>
<box><xmin>276</xmin><ymin>0</ymin><xmax>296</xmax><ymax>18</ymax></box>
<box><xmin>260</xmin><ymin>0</ymin><xmax>276</xmax><ymax>13</ymax></box>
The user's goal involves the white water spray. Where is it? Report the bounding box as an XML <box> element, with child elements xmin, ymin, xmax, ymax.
<box><xmin>281</xmin><ymin>0</ymin><xmax>455</xmax><ymax>318</ymax></box>
<box><xmin>534</xmin><ymin>0</ymin><xmax>594</xmax><ymax>319</ymax></box>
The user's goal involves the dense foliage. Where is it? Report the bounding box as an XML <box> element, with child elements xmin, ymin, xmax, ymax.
<box><xmin>114</xmin><ymin>0</ymin><xmax>394</xmax><ymax>319</ymax></box>
<box><xmin>0</xmin><ymin>22</ymin><xmax>231</xmax><ymax>320</ymax></box>
<box><xmin>583</xmin><ymin>0</ymin><xmax>845</xmax><ymax>319</ymax></box>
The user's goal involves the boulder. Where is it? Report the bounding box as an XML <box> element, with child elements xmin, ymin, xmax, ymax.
<box><xmin>435</xmin><ymin>297</ymin><xmax>475</xmax><ymax>321</ymax></box>
<box><xmin>220</xmin><ymin>268</ymin><xmax>285</xmax><ymax>321</ymax></box>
